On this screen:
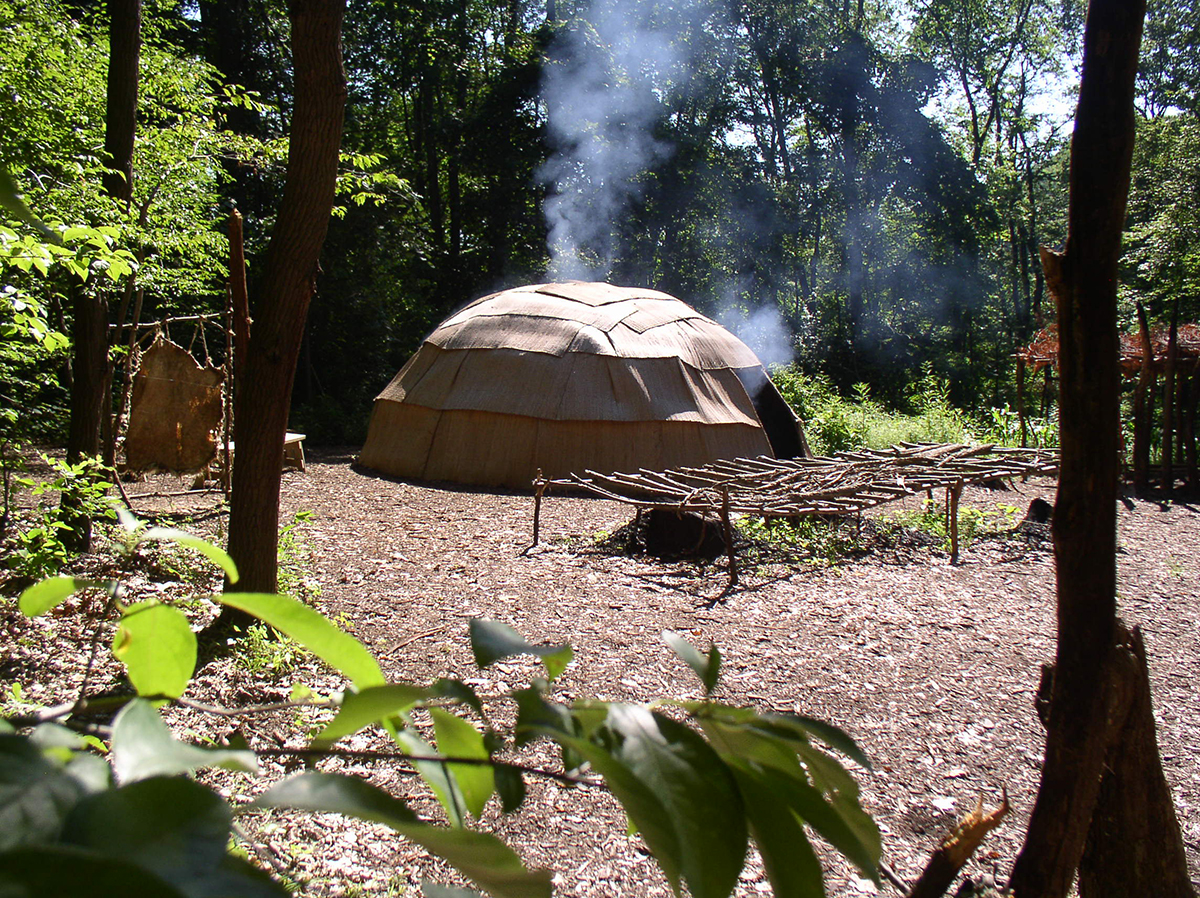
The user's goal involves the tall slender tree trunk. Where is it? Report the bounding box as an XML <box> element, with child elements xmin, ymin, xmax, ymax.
<box><xmin>64</xmin><ymin>0</ymin><xmax>141</xmax><ymax>552</ymax></box>
<box><xmin>1007</xmin><ymin>0</ymin><xmax>1191</xmax><ymax>894</ymax></box>
<box><xmin>223</xmin><ymin>0</ymin><xmax>347</xmax><ymax>600</ymax></box>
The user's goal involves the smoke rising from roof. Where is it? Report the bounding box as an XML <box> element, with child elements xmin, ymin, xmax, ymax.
<box><xmin>538</xmin><ymin>0</ymin><xmax>684</xmax><ymax>281</ymax></box>
<box><xmin>717</xmin><ymin>285</ymin><xmax>796</xmax><ymax>369</ymax></box>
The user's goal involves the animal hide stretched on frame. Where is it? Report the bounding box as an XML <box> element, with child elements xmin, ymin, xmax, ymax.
<box><xmin>124</xmin><ymin>337</ymin><xmax>224</xmax><ymax>473</ymax></box>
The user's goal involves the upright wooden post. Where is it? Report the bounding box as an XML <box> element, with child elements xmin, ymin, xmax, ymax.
<box><xmin>1132</xmin><ymin>302</ymin><xmax>1152</xmax><ymax>492</ymax></box>
<box><xmin>1162</xmin><ymin>310</ymin><xmax>1178</xmax><ymax>490</ymax></box>
<box><xmin>1016</xmin><ymin>356</ymin><xmax>1028</xmax><ymax>447</ymax></box>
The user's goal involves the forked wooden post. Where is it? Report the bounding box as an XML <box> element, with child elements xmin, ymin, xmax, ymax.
<box><xmin>530</xmin><ymin>469</ymin><xmax>546</xmax><ymax>549</ymax></box>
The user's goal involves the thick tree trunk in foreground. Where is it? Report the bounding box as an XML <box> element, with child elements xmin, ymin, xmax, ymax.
<box><xmin>1078</xmin><ymin>625</ymin><xmax>1193</xmax><ymax>897</ymax></box>
<box><xmin>1007</xmin><ymin>0</ymin><xmax>1192</xmax><ymax>894</ymax></box>
<box><xmin>224</xmin><ymin>0</ymin><xmax>346</xmax><ymax>598</ymax></box>
<box><xmin>62</xmin><ymin>288</ymin><xmax>109</xmax><ymax>552</ymax></box>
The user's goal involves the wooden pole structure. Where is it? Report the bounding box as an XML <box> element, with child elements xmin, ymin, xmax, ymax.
<box><xmin>1185</xmin><ymin>359</ymin><xmax>1199</xmax><ymax>492</ymax></box>
<box><xmin>1133</xmin><ymin>302</ymin><xmax>1153</xmax><ymax>492</ymax></box>
<box><xmin>1162</xmin><ymin>307</ymin><xmax>1178</xmax><ymax>490</ymax></box>
<box><xmin>1017</xmin><ymin>356</ymin><xmax>1028</xmax><ymax>447</ymax></box>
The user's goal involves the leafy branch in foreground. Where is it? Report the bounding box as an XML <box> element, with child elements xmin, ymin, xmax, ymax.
<box><xmin>2</xmin><ymin>516</ymin><xmax>879</xmax><ymax>897</ymax></box>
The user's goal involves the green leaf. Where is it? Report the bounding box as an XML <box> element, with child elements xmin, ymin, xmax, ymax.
<box><xmin>0</xmin><ymin>846</ymin><xmax>187</xmax><ymax>898</ymax></box>
<box><xmin>494</xmin><ymin>765</ymin><xmax>527</xmax><ymax>814</ymax></box>
<box><xmin>606</xmin><ymin>706</ymin><xmax>746</xmax><ymax>898</ymax></box>
<box><xmin>761</xmin><ymin>714</ymin><xmax>872</xmax><ymax>771</ymax></box>
<box><xmin>431</xmin><ymin>678</ymin><xmax>485</xmax><ymax>717</ymax></box>
<box><xmin>139</xmin><ymin>528</ymin><xmax>239</xmax><ymax>583</ymax></box>
<box><xmin>430</xmin><ymin>708</ymin><xmax>494</xmax><ymax>819</ymax></box>
<box><xmin>0</xmin><ymin>735</ymin><xmax>88</xmax><ymax>850</ymax></box>
<box><xmin>110</xmin><ymin>700</ymin><xmax>257</xmax><ymax>784</ymax></box>
<box><xmin>59</xmin><ymin>776</ymin><xmax>287</xmax><ymax>898</ymax></box>
<box><xmin>18</xmin><ymin>578</ymin><xmax>109</xmax><ymax>617</ymax></box>
<box><xmin>728</xmin><ymin>762</ymin><xmax>825</xmax><ymax>898</ymax></box>
<box><xmin>541</xmin><ymin>704</ymin><xmax>749</xmax><ymax>898</ymax></box>
<box><xmin>546</xmin><ymin>730</ymin><xmax>683</xmax><ymax>892</ymax></box>
<box><xmin>423</xmin><ymin>883</ymin><xmax>486</xmax><ymax>898</ymax></box>
<box><xmin>663</xmin><ymin>632</ymin><xmax>721</xmax><ymax>695</ymax></box>
<box><xmin>218</xmin><ymin>593</ymin><xmax>383</xmax><ymax>688</ymax></box>
<box><xmin>697</xmin><ymin>716</ymin><xmax>806</xmax><ymax>777</ymax></box>
<box><xmin>112</xmin><ymin>604</ymin><xmax>197</xmax><ymax>700</ymax></box>
<box><xmin>750</xmin><ymin>762</ymin><xmax>878</xmax><ymax>880</ymax></box>
<box><xmin>28</xmin><ymin>724</ymin><xmax>87</xmax><ymax>752</ymax></box>
<box><xmin>313</xmin><ymin>683</ymin><xmax>431</xmax><ymax>745</ymax></box>
<box><xmin>512</xmin><ymin>687</ymin><xmax>572</xmax><ymax>746</ymax></box>
<box><xmin>468</xmin><ymin>619</ymin><xmax>572</xmax><ymax>681</ymax></box>
<box><xmin>392</xmin><ymin>728</ymin><xmax>466</xmax><ymax>829</ymax></box>
<box><xmin>0</xmin><ymin>168</ymin><xmax>57</xmax><ymax>243</ymax></box>
<box><xmin>253</xmin><ymin>773</ymin><xmax>552</xmax><ymax>898</ymax></box>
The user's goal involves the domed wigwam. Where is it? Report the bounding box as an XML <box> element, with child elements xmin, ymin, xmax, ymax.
<box><xmin>357</xmin><ymin>282</ymin><xmax>809</xmax><ymax>488</ymax></box>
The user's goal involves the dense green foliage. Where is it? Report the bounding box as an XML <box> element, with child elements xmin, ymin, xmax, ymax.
<box><xmin>3</xmin><ymin>522</ymin><xmax>880</xmax><ymax>896</ymax></box>
<box><xmin>1</xmin><ymin>0</ymin><xmax>1196</xmax><ymax>445</ymax></box>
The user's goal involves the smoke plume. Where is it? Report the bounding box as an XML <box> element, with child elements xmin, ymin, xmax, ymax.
<box><xmin>538</xmin><ymin>0</ymin><xmax>683</xmax><ymax>281</ymax></box>
<box><xmin>717</xmin><ymin>283</ymin><xmax>796</xmax><ymax>368</ymax></box>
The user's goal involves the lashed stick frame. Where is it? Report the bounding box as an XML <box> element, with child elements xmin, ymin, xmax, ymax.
<box><xmin>531</xmin><ymin>442</ymin><xmax>1060</xmax><ymax>581</ymax></box>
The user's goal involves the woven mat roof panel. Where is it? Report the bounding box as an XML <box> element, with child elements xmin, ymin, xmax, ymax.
<box><xmin>428</xmin><ymin>287</ymin><xmax>760</xmax><ymax>368</ymax></box>
<box><xmin>530</xmin><ymin>281</ymin><xmax>678</xmax><ymax>306</ymax></box>
<box><xmin>386</xmin><ymin>346</ymin><xmax>762</xmax><ymax>424</ymax></box>
<box><xmin>441</xmin><ymin>293</ymin><xmax>637</xmax><ymax>333</ymax></box>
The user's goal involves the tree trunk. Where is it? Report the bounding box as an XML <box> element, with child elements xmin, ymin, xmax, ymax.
<box><xmin>64</xmin><ymin>0</ymin><xmax>141</xmax><ymax>552</ymax></box>
<box><xmin>224</xmin><ymin>0</ymin><xmax>346</xmax><ymax>600</ymax></box>
<box><xmin>102</xmin><ymin>0</ymin><xmax>141</xmax><ymax>208</ymax></box>
<box><xmin>1006</xmin><ymin>0</ymin><xmax>1193</xmax><ymax>895</ymax></box>
<box><xmin>62</xmin><ymin>286</ymin><xmax>109</xmax><ymax>552</ymax></box>
<box><xmin>1078</xmin><ymin>625</ymin><xmax>1193</xmax><ymax>897</ymax></box>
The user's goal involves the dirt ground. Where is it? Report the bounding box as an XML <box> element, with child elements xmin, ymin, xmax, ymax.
<box><xmin>4</xmin><ymin>448</ymin><xmax>1199</xmax><ymax>896</ymax></box>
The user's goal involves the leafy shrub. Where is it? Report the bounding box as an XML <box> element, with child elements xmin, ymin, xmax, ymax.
<box><xmin>771</xmin><ymin>365</ymin><xmax>975</xmax><ymax>455</ymax></box>
<box><xmin>736</xmin><ymin>514</ymin><xmax>864</xmax><ymax>566</ymax></box>
<box><xmin>4</xmin><ymin>455</ymin><xmax>114</xmax><ymax>581</ymax></box>
<box><xmin>980</xmin><ymin>405</ymin><xmax>1060</xmax><ymax>448</ymax></box>
<box><xmin>2</xmin><ymin>515</ymin><xmax>881</xmax><ymax>898</ymax></box>
<box><xmin>885</xmin><ymin>499</ymin><xmax>1021</xmax><ymax>552</ymax></box>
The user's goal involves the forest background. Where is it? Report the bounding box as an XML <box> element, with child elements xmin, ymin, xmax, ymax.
<box><xmin>0</xmin><ymin>0</ymin><xmax>1197</xmax><ymax>452</ymax></box>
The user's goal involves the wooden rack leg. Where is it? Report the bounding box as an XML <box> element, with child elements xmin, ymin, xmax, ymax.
<box><xmin>721</xmin><ymin>487</ymin><xmax>737</xmax><ymax>587</ymax></box>
<box><xmin>526</xmin><ymin>470</ymin><xmax>546</xmax><ymax>555</ymax></box>
<box><xmin>948</xmin><ymin>480</ymin><xmax>963</xmax><ymax>564</ymax></box>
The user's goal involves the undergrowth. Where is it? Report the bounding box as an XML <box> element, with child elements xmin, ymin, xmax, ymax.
<box><xmin>735</xmin><ymin>515</ymin><xmax>866</xmax><ymax>568</ymax></box>
<box><xmin>771</xmin><ymin>365</ymin><xmax>1060</xmax><ymax>455</ymax></box>
<box><xmin>883</xmin><ymin>499</ymin><xmax>1023</xmax><ymax>552</ymax></box>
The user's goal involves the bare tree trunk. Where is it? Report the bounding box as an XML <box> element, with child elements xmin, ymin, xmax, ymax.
<box><xmin>1006</xmin><ymin>0</ymin><xmax>1148</xmax><ymax>893</ymax></box>
<box><xmin>102</xmin><ymin>0</ymin><xmax>141</xmax><ymax>207</ymax></box>
<box><xmin>223</xmin><ymin>0</ymin><xmax>346</xmax><ymax>601</ymax></box>
<box><xmin>64</xmin><ymin>0</ymin><xmax>141</xmax><ymax>552</ymax></box>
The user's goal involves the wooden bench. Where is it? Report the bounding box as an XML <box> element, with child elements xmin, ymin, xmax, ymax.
<box><xmin>209</xmin><ymin>431</ymin><xmax>307</xmax><ymax>475</ymax></box>
<box><xmin>283</xmin><ymin>431</ymin><xmax>307</xmax><ymax>471</ymax></box>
